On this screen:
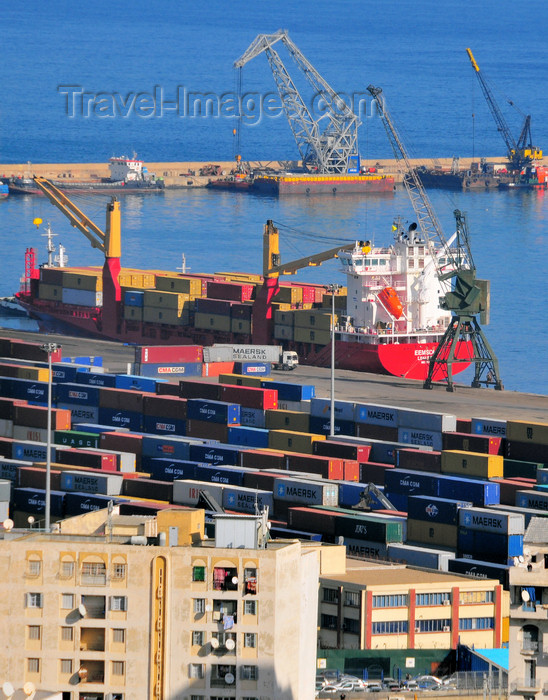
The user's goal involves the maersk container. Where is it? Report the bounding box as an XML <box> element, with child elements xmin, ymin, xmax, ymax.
<box><xmin>387</xmin><ymin>543</ymin><xmax>455</xmax><ymax>571</ymax></box>
<box><xmin>187</xmin><ymin>399</ymin><xmax>240</xmax><ymax>425</ymax></box>
<box><xmin>310</xmin><ymin>397</ymin><xmax>355</xmax><ymax>422</ymax></box>
<box><xmin>233</xmin><ymin>362</ymin><xmax>271</xmax><ymax>377</ymax></box>
<box><xmin>274</xmin><ymin>477</ymin><xmax>338</xmax><ymax>506</ymax></box>
<box><xmin>13</xmin><ymin>487</ymin><xmax>65</xmax><ymax>516</ymax></box>
<box><xmin>458</xmin><ymin>507</ymin><xmax>525</xmax><ymax>535</ymax></box>
<box><xmin>398</xmin><ymin>408</ymin><xmax>457</xmax><ymax>433</ymax></box>
<box><xmin>407</xmin><ymin>495</ymin><xmax>472</xmax><ymax>526</ymax></box>
<box><xmin>457</xmin><ymin>529</ymin><xmax>523</xmax><ymax>563</ymax></box>
<box><xmin>437</xmin><ymin>474</ymin><xmax>500</xmax><ymax>506</ymax></box>
<box><xmin>54</xmin><ymin>430</ymin><xmax>100</xmax><ymax>449</ymax></box>
<box><xmin>60</xmin><ymin>470</ymin><xmax>123</xmax><ymax>495</ymax></box>
<box><xmin>13</xmin><ymin>440</ymin><xmax>55</xmax><ymax>462</ymax></box>
<box><xmin>538</xmin><ymin>468</ymin><xmax>548</xmax><ymax>484</ymax></box>
<box><xmin>239</xmin><ymin>407</ymin><xmax>266</xmax><ymax>429</ymax></box>
<box><xmin>448</xmin><ymin>558</ymin><xmax>510</xmax><ymax>587</ymax></box>
<box><xmin>264</xmin><ymin>381</ymin><xmax>315</xmax><ymax>402</ymax></box>
<box><xmin>124</xmin><ymin>289</ymin><xmax>145</xmax><ymax>307</ymax></box>
<box><xmin>471</xmin><ymin>417</ymin><xmax>507</xmax><ymax>438</ymax></box>
<box><xmin>223</xmin><ymin>485</ymin><xmax>274</xmax><ymax>514</ymax></box>
<box><xmin>343</xmin><ymin>538</ymin><xmax>388</xmax><ymax>559</ymax></box>
<box><xmin>9</xmin><ymin>378</ymin><xmax>49</xmax><ymax>404</ymax></box>
<box><xmin>314</xmin><ymin>440</ymin><xmax>371</xmax><ymax>463</ymax></box>
<box><xmin>146</xmin><ymin>457</ymin><xmax>202</xmax><ymax>482</ymax></box>
<box><xmin>189</xmin><ymin>443</ymin><xmax>242</xmax><ymax>466</ymax></box>
<box><xmin>407</xmin><ymin>519</ymin><xmax>459</xmax><ymax>549</ymax></box>
<box><xmin>57</xmin><ymin>403</ymin><xmax>100</xmax><ymax>424</ymax></box>
<box><xmin>75</xmin><ymin>370</ymin><xmax>117</xmax><ymax>387</ymax></box>
<box><xmin>354</xmin><ymin>403</ymin><xmax>400</xmax><ymax>427</ymax></box>
<box><xmin>56</xmin><ymin>382</ymin><xmax>101</xmax><ymax>407</ymax></box>
<box><xmin>172</xmin><ymin>479</ymin><xmax>225</xmax><ymax>507</ymax></box>
<box><xmin>490</xmin><ymin>503</ymin><xmax>548</xmax><ymax>528</ymax></box>
<box><xmin>0</xmin><ymin>458</ymin><xmax>32</xmax><ymax>482</ymax></box>
<box><xmin>97</xmin><ymin>407</ymin><xmax>142</xmax><ymax>432</ymax></box>
<box><xmin>395</xmin><ymin>448</ymin><xmax>442</xmax><ymax>473</ymax></box>
<box><xmin>64</xmin><ymin>491</ymin><xmax>120</xmax><ymax>515</ymax></box>
<box><xmin>516</xmin><ymin>490</ymin><xmax>548</xmax><ymax>511</ymax></box>
<box><xmin>142</xmin><ymin>415</ymin><xmax>186</xmax><ymax>436</ymax></box>
<box><xmin>227</xmin><ymin>426</ymin><xmax>269</xmax><ymax>448</ymax></box>
<box><xmin>397</xmin><ymin>427</ymin><xmax>443</xmax><ymax>451</ymax></box>
<box><xmin>114</xmin><ymin>374</ymin><xmax>160</xmax><ymax>393</ymax></box>
<box><xmin>308</xmin><ymin>416</ymin><xmax>356</xmax><ymax>437</ymax></box>
<box><xmin>194</xmin><ymin>464</ymin><xmax>248</xmax><ymax>487</ymax></box>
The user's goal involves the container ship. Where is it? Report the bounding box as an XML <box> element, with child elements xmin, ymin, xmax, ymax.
<box><xmin>15</xmin><ymin>181</ymin><xmax>472</xmax><ymax>382</ymax></box>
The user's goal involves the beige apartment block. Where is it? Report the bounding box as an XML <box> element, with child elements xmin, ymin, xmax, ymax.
<box><xmin>509</xmin><ymin>518</ymin><xmax>548</xmax><ymax>699</ymax></box>
<box><xmin>319</xmin><ymin>560</ymin><xmax>509</xmax><ymax>653</ymax></box>
<box><xmin>0</xmin><ymin>508</ymin><xmax>346</xmax><ymax>700</ymax></box>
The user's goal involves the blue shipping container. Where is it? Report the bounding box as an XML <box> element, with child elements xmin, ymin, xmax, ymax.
<box><xmin>64</xmin><ymin>491</ymin><xmax>121</xmax><ymax>515</ymax></box>
<box><xmin>457</xmin><ymin>529</ymin><xmax>523</xmax><ymax>563</ymax></box>
<box><xmin>146</xmin><ymin>457</ymin><xmax>202</xmax><ymax>482</ymax></box>
<box><xmin>189</xmin><ymin>444</ymin><xmax>242</xmax><ymax>466</ymax></box>
<box><xmin>97</xmin><ymin>407</ymin><xmax>142</xmax><ymax>432</ymax></box>
<box><xmin>239</xmin><ymin>407</ymin><xmax>266</xmax><ymax>428</ymax></box>
<box><xmin>124</xmin><ymin>290</ymin><xmax>144</xmax><ymax>307</ymax></box>
<box><xmin>142</xmin><ymin>414</ymin><xmax>186</xmax><ymax>436</ymax></box>
<box><xmin>52</xmin><ymin>363</ymin><xmax>85</xmax><ymax>383</ymax></box>
<box><xmin>397</xmin><ymin>428</ymin><xmax>443</xmax><ymax>451</ymax></box>
<box><xmin>194</xmin><ymin>464</ymin><xmax>247</xmax><ymax>486</ymax></box>
<box><xmin>471</xmin><ymin>417</ymin><xmax>507</xmax><ymax>438</ymax></box>
<box><xmin>310</xmin><ymin>397</ymin><xmax>355</xmax><ymax>422</ymax></box>
<box><xmin>140</xmin><ymin>435</ymin><xmax>195</xmax><ymax>461</ymax></box>
<box><xmin>407</xmin><ymin>495</ymin><xmax>472</xmax><ymax>526</ymax></box>
<box><xmin>516</xmin><ymin>490</ymin><xmax>548</xmax><ymax>511</ymax></box>
<box><xmin>437</xmin><ymin>475</ymin><xmax>500</xmax><ymax>506</ymax></box>
<box><xmin>308</xmin><ymin>415</ymin><xmax>356</xmax><ymax>437</ymax></box>
<box><xmin>13</xmin><ymin>441</ymin><xmax>55</xmax><ymax>462</ymax></box>
<box><xmin>384</xmin><ymin>469</ymin><xmax>442</xmax><ymax>497</ymax></box>
<box><xmin>13</xmin><ymin>487</ymin><xmax>65</xmax><ymax>516</ymax></box>
<box><xmin>387</xmin><ymin>544</ymin><xmax>455</xmax><ymax>571</ymax></box>
<box><xmin>187</xmin><ymin>399</ymin><xmax>240</xmax><ymax>425</ymax></box>
<box><xmin>354</xmin><ymin>403</ymin><xmax>400</xmax><ymax>427</ymax></box>
<box><xmin>227</xmin><ymin>426</ymin><xmax>269</xmax><ymax>448</ymax></box>
<box><xmin>234</xmin><ymin>362</ymin><xmax>271</xmax><ymax>376</ymax></box>
<box><xmin>9</xmin><ymin>378</ymin><xmax>49</xmax><ymax>405</ymax></box>
<box><xmin>114</xmin><ymin>374</ymin><xmax>160</xmax><ymax>393</ymax></box>
<box><xmin>136</xmin><ymin>362</ymin><xmax>202</xmax><ymax>378</ymax></box>
<box><xmin>56</xmin><ymin>382</ymin><xmax>101</xmax><ymax>406</ymax></box>
<box><xmin>338</xmin><ymin>481</ymin><xmax>371</xmax><ymax>508</ymax></box>
<box><xmin>265</xmin><ymin>381</ymin><xmax>315</xmax><ymax>401</ymax></box>
<box><xmin>448</xmin><ymin>557</ymin><xmax>510</xmax><ymax>587</ymax></box>
<box><xmin>75</xmin><ymin>370</ymin><xmax>117</xmax><ymax>387</ymax></box>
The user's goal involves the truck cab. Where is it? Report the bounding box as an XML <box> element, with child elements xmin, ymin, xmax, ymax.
<box><xmin>273</xmin><ymin>350</ymin><xmax>299</xmax><ymax>371</ymax></box>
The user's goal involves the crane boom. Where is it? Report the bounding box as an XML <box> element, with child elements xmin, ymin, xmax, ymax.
<box><xmin>235</xmin><ymin>30</ymin><xmax>360</xmax><ymax>173</ymax></box>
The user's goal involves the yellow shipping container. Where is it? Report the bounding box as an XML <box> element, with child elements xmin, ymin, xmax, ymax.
<box><xmin>218</xmin><ymin>373</ymin><xmax>264</xmax><ymax>388</ymax></box>
<box><xmin>276</xmin><ymin>286</ymin><xmax>302</xmax><ymax>304</ymax></box>
<box><xmin>194</xmin><ymin>312</ymin><xmax>231</xmax><ymax>333</ymax></box>
<box><xmin>441</xmin><ymin>450</ymin><xmax>503</xmax><ymax>478</ymax></box>
<box><xmin>506</xmin><ymin>420</ymin><xmax>548</xmax><ymax>446</ymax></box>
<box><xmin>62</xmin><ymin>271</ymin><xmax>102</xmax><ymax>291</ymax></box>
<box><xmin>123</xmin><ymin>306</ymin><xmax>143</xmax><ymax>321</ymax></box>
<box><xmin>38</xmin><ymin>283</ymin><xmax>63</xmax><ymax>301</ymax></box>
<box><xmin>293</xmin><ymin>327</ymin><xmax>332</xmax><ymax>345</ymax></box>
<box><xmin>155</xmin><ymin>275</ymin><xmax>203</xmax><ymax>296</ymax></box>
<box><xmin>265</xmin><ymin>410</ymin><xmax>310</xmax><ymax>433</ymax></box>
<box><xmin>143</xmin><ymin>307</ymin><xmax>190</xmax><ymax>325</ymax></box>
<box><xmin>274</xmin><ymin>309</ymin><xmax>295</xmax><ymax>326</ymax></box>
<box><xmin>271</xmin><ymin>302</ymin><xmax>292</xmax><ymax>312</ymax></box>
<box><xmin>0</xmin><ymin>363</ymin><xmax>50</xmax><ymax>382</ymax></box>
<box><xmin>268</xmin><ymin>429</ymin><xmax>325</xmax><ymax>454</ymax></box>
<box><xmin>230</xmin><ymin>318</ymin><xmax>252</xmax><ymax>335</ymax></box>
<box><xmin>216</xmin><ymin>272</ymin><xmax>263</xmax><ymax>283</ymax></box>
<box><xmin>321</xmin><ymin>292</ymin><xmax>347</xmax><ymax>309</ymax></box>
<box><xmin>407</xmin><ymin>519</ymin><xmax>458</xmax><ymax>549</ymax></box>
<box><xmin>293</xmin><ymin>309</ymin><xmax>336</xmax><ymax>330</ymax></box>
<box><xmin>144</xmin><ymin>290</ymin><xmax>190</xmax><ymax>310</ymax></box>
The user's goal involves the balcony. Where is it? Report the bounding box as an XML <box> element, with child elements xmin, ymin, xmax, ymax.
<box><xmin>213</xmin><ymin>567</ymin><xmax>238</xmax><ymax>592</ymax></box>
<box><xmin>521</xmin><ymin>641</ymin><xmax>540</xmax><ymax>655</ymax></box>
<box><xmin>511</xmin><ymin>678</ymin><xmax>541</xmax><ymax>694</ymax></box>
<box><xmin>77</xmin><ymin>660</ymin><xmax>105</xmax><ymax>684</ymax></box>
<box><xmin>80</xmin><ymin>628</ymin><xmax>105</xmax><ymax>652</ymax></box>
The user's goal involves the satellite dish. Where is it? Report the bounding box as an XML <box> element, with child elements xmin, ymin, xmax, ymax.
<box><xmin>78</xmin><ymin>667</ymin><xmax>88</xmax><ymax>679</ymax></box>
<box><xmin>521</xmin><ymin>590</ymin><xmax>530</xmax><ymax>602</ymax></box>
<box><xmin>78</xmin><ymin>604</ymin><xmax>87</xmax><ymax>617</ymax></box>
<box><xmin>231</xmin><ymin>576</ymin><xmax>239</xmax><ymax>585</ymax></box>
<box><xmin>2</xmin><ymin>519</ymin><xmax>14</xmax><ymax>531</ymax></box>
<box><xmin>225</xmin><ymin>672</ymin><xmax>235</xmax><ymax>685</ymax></box>
<box><xmin>225</xmin><ymin>638</ymin><xmax>235</xmax><ymax>650</ymax></box>
<box><xmin>210</xmin><ymin>637</ymin><xmax>219</xmax><ymax>649</ymax></box>
<box><xmin>512</xmin><ymin>557</ymin><xmax>519</xmax><ymax>567</ymax></box>
<box><xmin>205</xmin><ymin>604</ymin><xmax>212</xmax><ymax>612</ymax></box>
<box><xmin>519</xmin><ymin>555</ymin><xmax>525</xmax><ymax>563</ymax></box>
<box><xmin>23</xmin><ymin>683</ymin><xmax>35</xmax><ymax>696</ymax></box>
<box><xmin>2</xmin><ymin>682</ymin><xmax>15</xmax><ymax>697</ymax></box>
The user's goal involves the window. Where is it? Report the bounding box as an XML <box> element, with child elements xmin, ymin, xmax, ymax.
<box><xmin>61</xmin><ymin>594</ymin><xmax>74</xmax><ymax>610</ymax></box>
<box><xmin>112</xmin><ymin>661</ymin><xmax>125</xmax><ymax>676</ymax></box>
<box><xmin>27</xmin><ymin>560</ymin><xmax>41</xmax><ymax>576</ymax></box>
<box><xmin>193</xmin><ymin>566</ymin><xmax>206</xmax><ymax>582</ymax></box>
<box><xmin>61</xmin><ymin>626</ymin><xmax>74</xmax><ymax>641</ymax></box>
<box><xmin>416</xmin><ymin>592</ymin><xmax>451</xmax><ymax>606</ymax></box>
<box><xmin>244</xmin><ymin>600</ymin><xmax>256</xmax><ymax>616</ymax></box>
<box><xmin>27</xmin><ymin>658</ymin><xmax>40</xmax><ymax>673</ymax></box>
<box><xmin>26</xmin><ymin>593</ymin><xmax>42</xmax><ymax>609</ymax></box>
<box><xmin>372</xmin><ymin>620</ymin><xmax>408</xmax><ymax>635</ymax></box>
<box><xmin>416</xmin><ymin>619</ymin><xmax>451</xmax><ymax>632</ymax></box>
<box><xmin>244</xmin><ymin>568</ymin><xmax>257</xmax><ymax>595</ymax></box>
<box><xmin>321</xmin><ymin>614</ymin><xmax>338</xmax><ymax>630</ymax></box>
<box><xmin>344</xmin><ymin>591</ymin><xmax>360</xmax><ymax>607</ymax></box>
<box><xmin>323</xmin><ymin>588</ymin><xmax>339</xmax><ymax>604</ymax></box>
<box><xmin>193</xmin><ymin>598</ymin><xmax>206</xmax><ymax>614</ymax></box>
<box><xmin>244</xmin><ymin>633</ymin><xmax>256</xmax><ymax>648</ymax></box>
<box><xmin>372</xmin><ymin>594</ymin><xmax>407</xmax><ymax>608</ymax></box>
<box><xmin>110</xmin><ymin>596</ymin><xmax>127</xmax><ymax>612</ymax></box>
<box><xmin>61</xmin><ymin>659</ymin><xmax>72</xmax><ymax>674</ymax></box>
<box><xmin>28</xmin><ymin>625</ymin><xmax>41</xmax><ymax>640</ymax></box>
<box><xmin>192</xmin><ymin>631</ymin><xmax>204</xmax><ymax>646</ymax></box>
<box><xmin>343</xmin><ymin>617</ymin><xmax>360</xmax><ymax>635</ymax></box>
<box><xmin>459</xmin><ymin>590</ymin><xmax>494</xmax><ymax>605</ymax></box>
<box><xmin>112</xmin><ymin>628</ymin><xmax>126</xmax><ymax>644</ymax></box>
<box><xmin>189</xmin><ymin>663</ymin><xmax>204</xmax><ymax>679</ymax></box>
<box><xmin>60</xmin><ymin>561</ymin><xmax>75</xmax><ymax>578</ymax></box>
<box><xmin>241</xmin><ymin>665</ymin><xmax>258</xmax><ymax>681</ymax></box>
<box><xmin>112</xmin><ymin>563</ymin><xmax>127</xmax><ymax>580</ymax></box>
<box><xmin>459</xmin><ymin>617</ymin><xmax>494</xmax><ymax>630</ymax></box>
<box><xmin>81</xmin><ymin>561</ymin><xmax>107</xmax><ymax>585</ymax></box>
<box><xmin>191</xmin><ymin>696</ymin><xmax>205</xmax><ymax>700</ymax></box>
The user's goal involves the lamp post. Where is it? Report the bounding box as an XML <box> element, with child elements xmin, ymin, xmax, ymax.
<box><xmin>324</xmin><ymin>284</ymin><xmax>341</xmax><ymax>437</ymax></box>
<box><xmin>41</xmin><ymin>342</ymin><xmax>61</xmax><ymax>532</ymax></box>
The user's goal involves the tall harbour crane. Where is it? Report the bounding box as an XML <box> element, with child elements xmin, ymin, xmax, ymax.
<box><xmin>366</xmin><ymin>86</ymin><xmax>502</xmax><ymax>391</ymax></box>
<box><xmin>234</xmin><ymin>30</ymin><xmax>361</xmax><ymax>174</ymax></box>
<box><xmin>466</xmin><ymin>48</ymin><xmax>542</xmax><ymax>170</ymax></box>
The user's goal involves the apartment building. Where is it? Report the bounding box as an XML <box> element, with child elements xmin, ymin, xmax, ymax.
<box><xmin>318</xmin><ymin>559</ymin><xmax>508</xmax><ymax>654</ymax></box>
<box><xmin>509</xmin><ymin>518</ymin><xmax>548</xmax><ymax>699</ymax></box>
<box><xmin>0</xmin><ymin>508</ymin><xmax>346</xmax><ymax>700</ymax></box>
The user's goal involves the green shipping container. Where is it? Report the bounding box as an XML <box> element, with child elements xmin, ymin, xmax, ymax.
<box><xmin>54</xmin><ymin>430</ymin><xmax>101</xmax><ymax>449</ymax></box>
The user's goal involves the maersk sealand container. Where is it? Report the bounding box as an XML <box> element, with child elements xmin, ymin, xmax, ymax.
<box><xmin>222</xmin><ymin>485</ymin><xmax>274</xmax><ymax>514</ymax></box>
<box><xmin>458</xmin><ymin>507</ymin><xmax>525</xmax><ymax>535</ymax></box>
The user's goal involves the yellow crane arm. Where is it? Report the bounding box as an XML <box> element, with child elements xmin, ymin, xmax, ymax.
<box><xmin>466</xmin><ymin>48</ymin><xmax>480</xmax><ymax>72</ymax></box>
<box><xmin>267</xmin><ymin>244</ymin><xmax>355</xmax><ymax>276</ymax></box>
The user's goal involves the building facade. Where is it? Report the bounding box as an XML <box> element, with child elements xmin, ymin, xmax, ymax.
<box><xmin>0</xmin><ymin>509</ymin><xmax>346</xmax><ymax>700</ymax></box>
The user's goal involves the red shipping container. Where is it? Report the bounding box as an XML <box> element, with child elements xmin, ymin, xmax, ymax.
<box><xmin>18</xmin><ymin>466</ymin><xmax>62</xmax><ymax>491</ymax></box>
<box><xmin>55</xmin><ymin>447</ymin><xmax>117</xmax><ymax>471</ymax></box>
<box><xmin>356</xmin><ymin>423</ymin><xmax>399</xmax><ymax>442</ymax></box>
<box><xmin>240</xmin><ymin>449</ymin><xmax>287</xmax><ymax>470</ymax></box>
<box><xmin>343</xmin><ymin>460</ymin><xmax>360</xmax><ymax>481</ymax></box>
<box><xmin>395</xmin><ymin>448</ymin><xmax>442</xmax><ymax>472</ymax></box>
<box><xmin>100</xmin><ymin>432</ymin><xmax>143</xmax><ymax>468</ymax></box>
<box><xmin>314</xmin><ymin>440</ymin><xmax>371</xmax><ymax>463</ymax></box>
<box><xmin>0</xmin><ymin>437</ymin><xmax>14</xmax><ymax>458</ymax></box>
<box><xmin>143</xmin><ymin>395</ymin><xmax>187</xmax><ymax>419</ymax></box>
<box><xmin>286</xmin><ymin>453</ymin><xmax>344</xmax><ymax>480</ymax></box>
<box><xmin>99</xmin><ymin>387</ymin><xmax>144</xmax><ymax>412</ymax></box>
<box><xmin>136</xmin><ymin>345</ymin><xmax>203</xmax><ymax>364</ymax></box>
<box><xmin>359</xmin><ymin>461</ymin><xmax>395</xmax><ymax>485</ymax></box>
<box><xmin>179</xmin><ymin>380</ymin><xmax>223</xmax><ymax>400</ymax></box>
<box><xmin>220</xmin><ymin>384</ymin><xmax>278</xmax><ymax>410</ymax></box>
<box><xmin>456</xmin><ymin>418</ymin><xmax>472</xmax><ymax>434</ymax></box>
<box><xmin>291</xmin><ymin>284</ymin><xmax>316</xmax><ymax>304</ymax></box>
<box><xmin>156</xmin><ymin>382</ymin><xmax>180</xmax><ymax>396</ymax></box>
<box><xmin>10</xmin><ymin>339</ymin><xmax>62</xmax><ymax>363</ymax></box>
<box><xmin>288</xmin><ymin>506</ymin><xmax>336</xmax><ymax>536</ymax></box>
<box><xmin>202</xmin><ymin>362</ymin><xmax>235</xmax><ymax>377</ymax></box>
<box><xmin>206</xmin><ymin>281</ymin><xmax>254</xmax><ymax>302</ymax></box>
<box><xmin>186</xmin><ymin>419</ymin><xmax>229</xmax><ymax>442</ymax></box>
<box><xmin>13</xmin><ymin>405</ymin><xmax>71</xmax><ymax>431</ymax></box>
<box><xmin>0</xmin><ymin>397</ymin><xmax>27</xmax><ymax>421</ymax></box>
<box><xmin>442</xmin><ymin>432</ymin><xmax>503</xmax><ymax>455</ymax></box>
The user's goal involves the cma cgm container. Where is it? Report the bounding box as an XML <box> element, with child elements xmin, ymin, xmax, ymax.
<box><xmin>186</xmin><ymin>399</ymin><xmax>240</xmax><ymax>425</ymax></box>
<box><xmin>64</xmin><ymin>491</ymin><xmax>121</xmax><ymax>515</ymax></box>
<box><xmin>194</xmin><ymin>464</ymin><xmax>251</xmax><ymax>487</ymax></box>
<box><xmin>189</xmin><ymin>443</ymin><xmax>241</xmax><ymax>466</ymax></box>
<box><xmin>407</xmin><ymin>495</ymin><xmax>472</xmax><ymax>525</ymax></box>
<box><xmin>222</xmin><ymin>485</ymin><xmax>273</xmax><ymax>514</ymax></box>
<box><xmin>145</xmin><ymin>458</ymin><xmax>202</xmax><ymax>482</ymax></box>
<box><xmin>141</xmin><ymin>435</ymin><xmax>195</xmax><ymax>461</ymax></box>
<box><xmin>56</xmin><ymin>383</ymin><xmax>101</xmax><ymax>406</ymax></box>
<box><xmin>75</xmin><ymin>371</ymin><xmax>117</xmax><ymax>387</ymax></box>
<box><xmin>309</xmin><ymin>416</ymin><xmax>356</xmax><ymax>437</ymax></box>
<box><xmin>387</xmin><ymin>543</ymin><xmax>455</xmax><ymax>571</ymax></box>
<box><xmin>142</xmin><ymin>415</ymin><xmax>186</xmax><ymax>436</ymax></box>
<box><xmin>97</xmin><ymin>408</ymin><xmax>142</xmax><ymax>432</ymax></box>
<box><xmin>310</xmin><ymin>397</ymin><xmax>355</xmax><ymax>423</ymax></box>
<box><xmin>458</xmin><ymin>507</ymin><xmax>525</xmax><ymax>535</ymax></box>
<box><xmin>448</xmin><ymin>558</ymin><xmax>510</xmax><ymax>588</ymax></box>
<box><xmin>60</xmin><ymin>470</ymin><xmax>124</xmax><ymax>495</ymax></box>
<box><xmin>13</xmin><ymin>487</ymin><xmax>65</xmax><ymax>516</ymax></box>
<box><xmin>274</xmin><ymin>477</ymin><xmax>338</xmax><ymax>506</ymax></box>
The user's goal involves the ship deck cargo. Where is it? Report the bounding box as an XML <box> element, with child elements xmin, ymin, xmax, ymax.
<box><xmin>252</xmin><ymin>172</ymin><xmax>395</xmax><ymax>195</ymax></box>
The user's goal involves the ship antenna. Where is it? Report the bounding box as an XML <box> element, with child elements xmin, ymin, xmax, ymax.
<box><xmin>42</xmin><ymin>223</ymin><xmax>58</xmax><ymax>267</ymax></box>
<box><xmin>177</xmin><ymin>253</ymin><xmax>191</xmax><ymax>274</ymax></box>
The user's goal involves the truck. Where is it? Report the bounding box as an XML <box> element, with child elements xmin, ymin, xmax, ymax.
<box><xmin>203</xmin><ymin>344</ymin><xmax>299</xmax><ymax>371</ymax></box>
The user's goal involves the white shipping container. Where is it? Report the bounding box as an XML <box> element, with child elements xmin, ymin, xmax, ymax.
<box><xmin>239</xmin><ymin>407</ymin><xmax>266</xmax><ymax>428</ymax></box>
<box><xmin>12</xmin><ymin>425</ymin><xmax>53</xmax><ymax>444</ymax></box>
<box><xmin>0</xmin><ymin>479</ymin><xmax>12</xmax><ymax>502</ymax></box>
<box><xmin>277</xmin><ymin>399</ymin><xmax>311</xmax><ymax>413</ymax></box>
<box><xmin>60</xmin><ymin>470</ymin><xmax>123</xmax><ymax>496</ymax></box>
<box><xmin>459</xmin><ymin>507</ymin><xmax>525</xmax><ymax>535</ymax></box>
<box><xmin>62</xmin><ymin>288</ymin><xmax>103</xmax><ymax>307</ymax></box>
<box><xmin>397</xmin><ymin>427</ymin><xmax>443</xmax><ymax>451</ymax></box>
<box><xmin>0</xmin><ymin>419</ymin><xmax>13</xmax><ymax>438</ymax></box>
<box><xmin>0</xmin><ymin>500</ymin><xmax>9</xmax><ymax>521</ymax></box>
<box><xmin>387</xmin><ymin>543</ymin><xmax>455</xmax><ymax>571</ymax></box>
<box><xmin>397</xmin><ymin>408</ymin><xmax>457</xmax><ymax>433</ymax></box>
<box><xmin>172</xmin><ymin>479</ymin><xmax>225</xmax><ymax>507</ymax></box>
<box><xmin>58</xmin><ymin>403</ymin><xmax>100</xmax><ymax>424</ymax></box>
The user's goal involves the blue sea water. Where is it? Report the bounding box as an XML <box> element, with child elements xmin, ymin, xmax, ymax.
<box><xmin>1</xmin><ymin>1</ymin><xmax>547</xmax><ymax>394</ymax></box>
